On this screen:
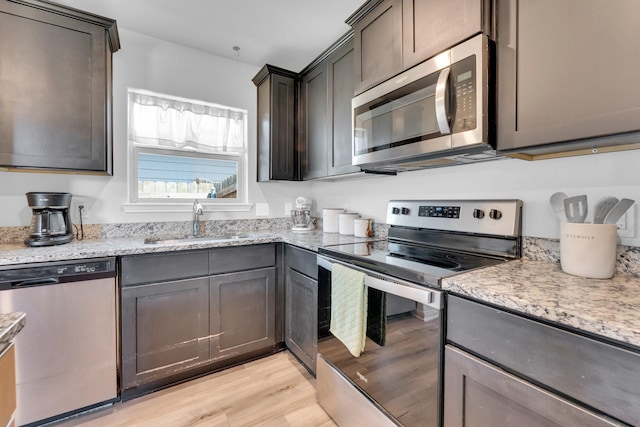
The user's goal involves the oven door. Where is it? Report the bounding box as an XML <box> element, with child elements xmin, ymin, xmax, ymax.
<box><xmin>352</xmin><ymin>34</ymin><xmax>489</xmax><ymax>168</ymax></box>
<box><xmin>317</xmin><ymin>255</ymin><xmax>443</xmax><ymax>427</ymax></box>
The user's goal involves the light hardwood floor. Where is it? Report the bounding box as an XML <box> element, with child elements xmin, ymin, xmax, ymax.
<box><xmin>56</xmin><ymin>351</ymin><xmax>337</xmax><ymax>427</ymax></box>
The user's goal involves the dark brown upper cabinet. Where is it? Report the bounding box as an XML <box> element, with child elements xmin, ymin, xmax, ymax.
<box><xmin>253</xmin><ymin>65</ymin><xmax>299</xmax><ymax>182</ymax></box>
<box><xmin>496</xmin><ymin>0</ymin><xmax>640</xmax><ymax>158</ymax></box>
<box><xmin>350</xmin><ymin>0</ymin><xmax>402</xmax><ymax>95</ymax></box>
<box><xmin>0</xmin><ymin>0</ymin><xmax>120</xmax><ymax>175</ymax></box>
<box><xmin>300</xmin><ymin>34</ymin><xmax>360</xmax><ymax>180</ymax></box>
<box><xmin>349</xmin><ymin>0</ymin><xmax>490</xmax><ymax>95</ymax></box>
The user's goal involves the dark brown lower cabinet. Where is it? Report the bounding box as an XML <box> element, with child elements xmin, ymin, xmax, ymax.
<box><xmin>120</xmin><ymin>245</ymin><xmax>279</xmax><ymax>396</ymax></box>
<box><xmin>443</xmin><ymin>345</ymin><xmax>622</xmax><ymax>427</ymax></box>
<box><xmin>284</xmin><ymin>244</ymin><xmax>318</xmax><ymax>374</ymax></box>
<box><xmin>121</xmin><ymin>277</ymin><xmax>211</xmax><ymax>389</ymax></box>
<box><xmin>211</xmin><ymin>268</ymin><xmax>277</xmax><ymax>359</ymax></box>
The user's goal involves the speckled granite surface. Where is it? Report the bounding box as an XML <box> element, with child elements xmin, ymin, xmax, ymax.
<box><xmin>0</xmin><ymin>311</ymin><xmax>26</xmax><ymax>353</ymax></box>
<box><xmin>442</xmin><ymin>260</ymin><xmax>640</xmax><ymax>349</ymax></box>
<box><xmin>0</xmin><ymin>229</ymin><xmax>380</xmax><ymax>266</ymax></box>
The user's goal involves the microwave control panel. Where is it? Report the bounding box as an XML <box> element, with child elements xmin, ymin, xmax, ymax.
<box><xmin>451</xmin><ymin>55</ymin><xmax>477</xmax><ymax>134</ymax></box>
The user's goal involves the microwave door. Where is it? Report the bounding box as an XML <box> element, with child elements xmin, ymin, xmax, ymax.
<box><xmin>352</xmin><ymin>68</ymin><xmax>453</xmax><ymax>167</ymax></box>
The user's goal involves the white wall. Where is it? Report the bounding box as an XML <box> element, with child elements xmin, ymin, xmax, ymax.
<box><xmin>306</xmin><ymin>150</ymin><xmax>640</xmax><ymax>245</ymax></box>
<box><xmin>1</xmin><ymin>29</ymin><xmax>639</xmax><ymax>247</ymax></box>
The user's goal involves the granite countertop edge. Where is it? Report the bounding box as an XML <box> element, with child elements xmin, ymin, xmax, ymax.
<box><xmin>443</xmin><ymin>260</ymin><xmax>640</xmax><ymax>350</ymax></box>
<box><xmin>0</xmin><ymin>311</ymin><xmax>26</xmax><ymax>353</ymax></box>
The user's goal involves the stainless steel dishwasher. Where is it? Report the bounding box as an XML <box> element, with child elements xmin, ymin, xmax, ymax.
<box><xmin>0</xmin><ymin>257</ymin><xmax>118</xmax><ymax>426</ymax></box>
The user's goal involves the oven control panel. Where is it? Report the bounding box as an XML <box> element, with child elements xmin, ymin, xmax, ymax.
<box><xmin>418</xmin><ymin>205</ymin><xmax>460</xmax><ymax>219</ymax></box>
<box><xmin>387</xmin><ymin>200</ymin><xmax>522</xmax><ymax>237</ymax></box>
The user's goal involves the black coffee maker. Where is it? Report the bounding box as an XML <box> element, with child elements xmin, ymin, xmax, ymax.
<box><xmin>25</xmin><ymin>192</ymin><xmax>73</xmax><ymax>247</ymax></box>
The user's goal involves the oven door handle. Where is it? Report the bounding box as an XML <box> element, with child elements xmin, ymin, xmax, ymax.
<box><xmin>317</xmin><ymin>256</ymin><xmax>442</xmax><ymax>310</ymax></box>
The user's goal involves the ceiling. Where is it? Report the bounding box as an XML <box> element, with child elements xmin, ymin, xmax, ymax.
<box><xmin>52</xmin><ymin>0</ymin><xmax>366</xmax><ymax>71</ymax></box>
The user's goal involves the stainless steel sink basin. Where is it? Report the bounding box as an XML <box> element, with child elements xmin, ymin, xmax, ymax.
<box><xmin>144</xmin><ymin>234</ymin><xmax>248</xmax><ymax>244</ymax></box>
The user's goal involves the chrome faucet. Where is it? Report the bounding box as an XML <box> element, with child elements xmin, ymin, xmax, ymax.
<box><xmin>192</xmin><ymin>199</ymin><xmax>204</xmax><ymax>237</ymax></box>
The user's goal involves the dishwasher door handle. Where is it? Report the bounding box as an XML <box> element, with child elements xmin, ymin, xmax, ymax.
<box><xmin>12</xmin><ymin>278</ymin><xmax>59</xmax><ymax>288</ymax></box>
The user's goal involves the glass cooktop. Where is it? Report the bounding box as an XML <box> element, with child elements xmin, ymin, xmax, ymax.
<box><xmin>319</xmin><ymin>240</ymin><xmax>506</xmax><ymax>288</ymax></box>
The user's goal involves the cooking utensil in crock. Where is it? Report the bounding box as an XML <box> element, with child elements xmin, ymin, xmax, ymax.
<box><xmin>549</xmin><ymin>192</ymin><xmax>568</xmax><ymax>222</ymax></box>
<box><xmin>593</xmin><ymin>197</ymin><xmax>619</xmax><ymax>224</ymax></box>
<box><xmin>603</xmin><ymin>198</ymin><xmax>635</xmax><ymax>224</ymax></box>
<box><xmin>564</xmin><ymin>195</ymin><xmax>588</xmax><ymax>223</ymax></box>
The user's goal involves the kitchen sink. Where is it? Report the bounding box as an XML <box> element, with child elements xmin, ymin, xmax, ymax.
<box><xmin>143</xmin><ymin>234</ymin><xmax>248</xmax><ymax>245</ymax></box>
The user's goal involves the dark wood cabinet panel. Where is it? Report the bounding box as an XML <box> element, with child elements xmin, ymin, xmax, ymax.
<box><xmin>300</xmin><ymin>35</ymin><xmax>359</xmax><ymax>180</ymax></box>
<box><xmin>447</xmin><ymin>296</ymin><xmax>640</xmax><ymax>426</ymax></box>
<box><xmin>300</xmin><ymin>64</ymin><xmax>329</xmax><ymax>180</ymax></box>
<box><xmin>211</xmin><ymin>268</ymin><xmax>277</xmax><ymax>358</ymax></box>
<box><xmin>284</xmin><ymin>245</ymin><xmax>318</xmax><ymax>374</ymax></box>
<box><xmin>444</xmin><ymin>346</ymin><xmax>621</xmax><ymax>427</ymax></box>
<box><xmin>120</xmin><ymin>245</ymin><xmax>280</xmax><ymax>396</ymax></box>
<box><xmin>402</xmin><ymin>0</ymin><xmax>484</xmax><ymax>69</ymax></box>
<box><xmin>253</xmin><ymin>65</ymin><xmax>299</xmax><ymax>181</ymax></box>
<box><xmin>0</xmin><ymin>0</ymin><xmax>119</xmax><ymax>174</ymax></box>
<box><xmin>121</xmin><ymin>277</ymin><xmax>211</xmax><ymax>389</ymax></box>
<box><xmin>327</xmin><ymin>39</ymin><xmax>359</xmax><ymax>176</ymax></box>
<box><xmin>496</xmin><ymin>0</ymin><xmax>640</xmax><ymax>156</ymax></box>
<box><xmin>352</xmin><ymin>0</ymin><xmax>402</xmax><ymax>94</ymax></box>
<box><xmin>285</xmin><ymin>268</ymin><xmax>317</xmax><ymax>374</ymax></box>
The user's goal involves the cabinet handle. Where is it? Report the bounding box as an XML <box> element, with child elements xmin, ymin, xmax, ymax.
<box><xmin>435</xmin><ymin>67</ymin><xmax>451</xmax><ymax>135</ymax></box>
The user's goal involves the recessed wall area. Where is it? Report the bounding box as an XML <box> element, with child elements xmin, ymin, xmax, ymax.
<box><xmin>0</xmin><ymin>28</ymin><xmax>638</xmax><ymax>246</ymax></box>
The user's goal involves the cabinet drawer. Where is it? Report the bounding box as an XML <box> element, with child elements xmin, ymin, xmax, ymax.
<box><xmin>285</xmin><ymin>245</ymin><xmax>317</xmax><ymax>280</ymax></box>
<box><xmin>447</xmin><ymin>296</ymin><xmax>640</xmax><ymax>426</ymax></box>
<box><xmin>0</xmin><ymin>344</ymin><xmax>16</xmax><ymax>427</ymax></box>
<box><xmin>209</xmin><ymin>244</ymin><xmax>275</xmax><ymax>275</ymax></box>
<box><xmin>121</xmin><ymin>250</ymin><xmax>209</xmax><ymax>286</ymax></box>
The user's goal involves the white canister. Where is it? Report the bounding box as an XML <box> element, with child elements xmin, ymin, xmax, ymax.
<box><xmin>339</xmin><ymin>213</ymin><xmax>360</xmax><ymax>235</ymax></box>
<box><xmin>323</xmin><ymin>208</ymin><xmax>344</xmax><ymax>233</ymax></box>
<box><xmin>354</xmin><ymin>218</ymin><xmax>374</xmax><ymax>237</ymax></box>
<box><xmin>560</xmin><ymin>222</ymin><xmax>617</xmax><ymax>279</ymax></box>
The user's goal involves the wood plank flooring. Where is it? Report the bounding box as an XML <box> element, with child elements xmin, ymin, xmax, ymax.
<box><xmin>56</xmin><ymin>351</ymin><xmax>337</xmax><ymax>427</ymax></box>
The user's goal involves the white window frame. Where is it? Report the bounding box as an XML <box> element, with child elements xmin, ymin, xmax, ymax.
<box><xmin>122</xmin><ymin>88</ymin><xmax>251</xmax><ymax>213</ymax></box>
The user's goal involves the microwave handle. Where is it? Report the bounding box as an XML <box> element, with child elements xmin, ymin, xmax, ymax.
<box><xmin>435</xmin><ymin>67</ymin><xmax>451</xmax><ymax>135</ymax></box>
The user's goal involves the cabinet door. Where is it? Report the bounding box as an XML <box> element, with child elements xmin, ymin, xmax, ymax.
<box><xmin>327</xmin><ymin>39</ymin><xmax>360</xmax><ymax>177</ymax></box>
<box><xmin>255</xmin><ymin>67</ymin><xmax>298</xmax><ymax>181</ymax></box>
<box><xmin>353</xmin><ymin>0</ymin><xmax>402</xmax><ymax>95</ymax></box>
<box><xmin>210</xmin><ymin>267</ymin><xmax>276</xmax><ymax>358</ymax></box>
<box><xmin>121</xmin><ymin>278</ymin><xmax>210</xmax><ymax>389</ymax></box>
<box><xmin>301</xmin><ymin>64</ymin><xmax>329</xmax><ymax>180</ymax></box>
<box><xmin>497</xmin><ymin>0</ymin><xmax>640</xmax><ymax>152</ymax></box>
<box><xmin>444</xmin><ymin>346</ymin><xmax>623</xmax><ymax>427</ymax></box>
<box><xmin>285</xmin><ymin>268</ymin><xmax>318</xmax><ymax>373</ymax></box>
<box><xmin>0</xmin><ymin>2</ymin><xmax>115</xmax><ymax>174</ymax></box>
<box><xmin>402</xmin><ymin>0</ymin><xmax>484</xmax><ymax>69</ymax></box>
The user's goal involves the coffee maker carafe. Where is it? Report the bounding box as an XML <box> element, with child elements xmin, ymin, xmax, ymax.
<box><xmin>25</xmin><ymin>192</ymin><xmax>73</xmax><ymax>247</ymax></box>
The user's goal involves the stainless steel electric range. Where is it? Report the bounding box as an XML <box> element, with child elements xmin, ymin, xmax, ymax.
<box><xmin>316</xmin><ymin>199</ymin><xmax>523</xmax><ymax>427</ymax></box>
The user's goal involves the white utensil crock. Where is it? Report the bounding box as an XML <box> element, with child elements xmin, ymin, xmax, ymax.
<box><xmin>323</xmin><ymin>208</ymin><xmax>344</xmax><ymax>233</ymax></box>
<box><xmin>560</xmin><ymin>222</ymin><xmax>617</xmax><ymax>279</ymax></box>
<box><xmin>354</xmin><ymin>218</ymin><xmax>373</xmax><ymax>237</ymax></box>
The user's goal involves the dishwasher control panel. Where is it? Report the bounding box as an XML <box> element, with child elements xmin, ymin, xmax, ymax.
<box><xmin>0</xmin><ymin>257</ymin><xmax>115</xmax><ymax>289</ymax></box>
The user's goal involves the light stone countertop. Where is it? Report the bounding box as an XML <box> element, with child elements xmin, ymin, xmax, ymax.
<box><xmin>0</xmin><ymin>311</ymin><xmax>26</xmax><ymax>353</ymax></box>
<box><xmin>0</xmin><ymin>229</ymin><xmax>380</xmax><ymax>266</ymax></box>
<box><xmin>442</xmin><ymin>260</ymin><xmax>640</xmax><ymax>349</ymax></box>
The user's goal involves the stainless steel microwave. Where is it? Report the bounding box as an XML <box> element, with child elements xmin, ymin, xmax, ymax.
<box><xmin>352</xmin><ymin>34</ymin><xmax>498</xmax><ymax>172</ymax></box>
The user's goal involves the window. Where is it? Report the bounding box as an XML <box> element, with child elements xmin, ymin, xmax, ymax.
<box><xmin>126</xmin><ymin>89</ymin><xmax>249</xmax><ymax>211</ymax></box>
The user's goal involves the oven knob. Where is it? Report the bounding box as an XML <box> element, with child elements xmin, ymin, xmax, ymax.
<box><xmin>401</xmin><ymin>207</ymin><xmax>410</xmax><ymax>215</ymax></box>
<box><xmin>473</xmin><ymin>209</ymin><xmax>485</xmax><ymax>219</ymax></box>
<box><xmin>489</xmin><ymin>209</ymin><xmax>503</xmax><ymax>220</ymax></box>
<box><xmin>392</xmin><ymin>207</ymin><xmax>400</xmax><ymax>215</ymax></box>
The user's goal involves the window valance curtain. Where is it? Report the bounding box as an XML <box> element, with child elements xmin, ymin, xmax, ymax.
<box><xmin>129</xmin><ymin>91</ymin><xmax>245</xmax><ymax>152</ymax></box>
